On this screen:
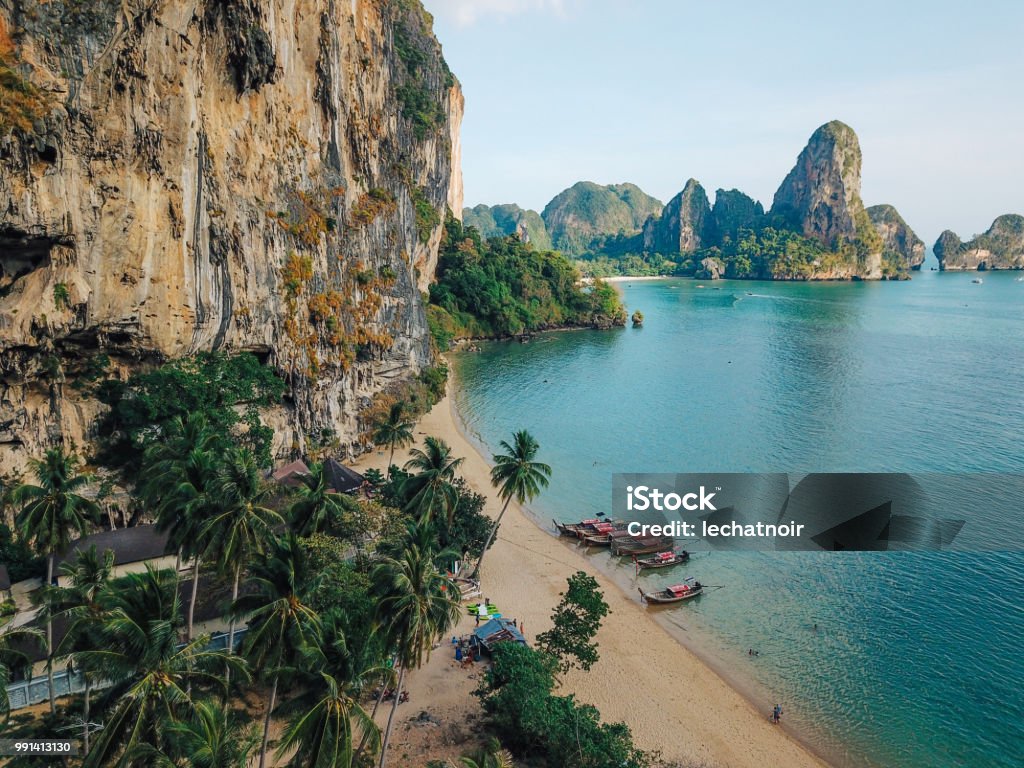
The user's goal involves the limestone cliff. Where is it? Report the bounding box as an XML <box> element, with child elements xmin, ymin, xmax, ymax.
<box><xmin>867</xmin><ymin>204</ymin><xmax>925</xmax><ymax>270</ymax></box>
<box><xmin>462</xmin><ymin>203</ymin><xmax>551</xmax><ymax>251</ymax></box>
<box><xmin>934</xmin><ymin>215</ymin><xmax>1024</xmax><ymax>271</ymax></box>
<box><xmin>541</xmin><ymin>181</ymin><xmax>662</xmax><ymax>255</ymax></box>
<box><xmin>769</xmin><ymin>120</ymin><xmax>881</xmax><ymax>278</ymax></box>
<box><xmin>771</xmin><ymin>121</ymin><xmax>863</xmax><ymax>246</ymax></box>
<box><xmin>641</xmin><ymin>179</ymin><xmax>712</xmax><ymax>254</ymax></box>
<box><xmin>710</xmin><ymin>188</ymin><xmax>763</xmax><ymax>242</ymax></box>
<box><xmin>0</xmin><ymin>0</ymin><xmax>463</xmax><ymax>473</ymax></box>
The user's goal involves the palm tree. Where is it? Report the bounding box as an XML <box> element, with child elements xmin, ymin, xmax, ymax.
<box><xmin>276</xmin><ymin>671</ymin><xmax>380</xmax><ymax>768</ymax></box>
<box><xmin>456</xmin><ymin>738</ymin><xmax>515</xmax><ymax>768</ymax></box>
<box><xmin>78</xmin><ymin>566</ymin><xmax>246</xmax><ymax>767</ymax></box>
<box><xmin>164</xmin><ymin>698</ymin><xmax>260</xmax><ymax>768</ymax></box>
<box><xmin>0</xmin><ymin>624</ymin><xmax>43</xmax><ymax>723</ymax></box>
<box><xmin>48</xmin><ymin>545</ymin><xmax>114</xmax><ymax>753</ymax></box>
<box><xmin>289</xmin><ymin>462</ymin><xmax>360</xmax><ymax>538</ymax></box>
<box><xmin>13</xmin><ymin>446</ymin><xmax>101</xmax><ymax>713</ymax></box>
<box><xmin>401</xmin><ymin>437</ymin><xmax>463</xmax><ymax>529</ymax></box>
<box><xmin>371</xmin><ymin>524</ymin><xmax>460</xmax><ymax>768</ymax></box>
<box><xmin>142</xmin><ymin>415</ymin><xmax>223</xmax><ymax>641</ymax></box>
<box><xmin>232</xmin><ymin>535</ymin><xmax>323</xmax><ymax>768</ymax></box>
<box><xmin>371</xmin><ymin>402</ymin><xmax>415</xmax><ymax>480</ymax></box>
<box><xmin>201</xmin><ymin>449</ymin><xmax>283</xmax><ymax>679</ymax></box>
<box><xmin>471</xmin><ymin>430</ymin><xmax>550</xmax><ymax>579</ymax></box>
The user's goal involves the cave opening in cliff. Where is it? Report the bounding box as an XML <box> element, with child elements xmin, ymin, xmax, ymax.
<box><xmin>0</xmin><ymin>228</ymin><xmax>57</xmax><ymax>295</ymax></box>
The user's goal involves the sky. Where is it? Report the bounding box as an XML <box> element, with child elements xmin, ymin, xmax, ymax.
<box><xmin>425</xmin><ymin>0</ymin><xmax>1024</xmax><ymax>244</ymax></box>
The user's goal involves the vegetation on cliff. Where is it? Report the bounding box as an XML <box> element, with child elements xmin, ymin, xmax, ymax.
<box><xmin>934</xmin><ymin>214</ymin><xmax>1024</xmax><ymax>271</ymax></box>
<box><xmin>427</xmin><ymin>216</ymin><xmax>626</xmax><ymax>345</ymax></box>
<box><xmin>463</xmin><ymin>203</ymin><xmax>553</xmax><ymax>251</ymax></box>
<box><xmin>541</xmin><ymin>182</ymin><xmax>662</xmax><ymax>255</ymax></box>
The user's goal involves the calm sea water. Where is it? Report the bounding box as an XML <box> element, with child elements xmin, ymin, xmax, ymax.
<box><xmin>451</xmin><ymin>271</ymin><xmax>1024</xmax><ymax>768</ymax></box>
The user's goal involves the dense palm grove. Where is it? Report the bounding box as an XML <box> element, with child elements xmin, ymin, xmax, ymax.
<box><xmin>0</xmin><ymin>352</ymin><xmax>664</xmax><ymax>767</ymax></box>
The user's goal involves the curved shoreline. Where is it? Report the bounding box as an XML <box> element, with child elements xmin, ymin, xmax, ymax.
<box><xmin>356</xmin><ymin>373</ymin><xmax>833</xmax><ymax>767</ymax></box>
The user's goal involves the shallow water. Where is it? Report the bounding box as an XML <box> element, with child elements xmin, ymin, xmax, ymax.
<box><xmin>452</xmin><ymin>271</ymin><xmax>1024</xmax><ymax>768</ymax></box>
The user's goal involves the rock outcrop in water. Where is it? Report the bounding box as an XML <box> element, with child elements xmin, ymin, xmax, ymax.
<box><xmin>641</xmin><ymin>179</ymin><xmax>713</xmax><ymax>254</ymax></box>
<box><xmin>867</xmin><ymin>205</ymin><xmax>926</xmax><ymax>270</ymax></box>
<box><xmin>933</xmin><ymin>215</ymin><xmax>1024</xmax><ymax>271</ymax></box>
<box><xmin>541</xmin><ymin>181</ymin><xmax>662</xmax><ymax>255</ymax></box>
<box><xmin>0</xmin><ymin>0</ymin><xmax>463</xmax><ymax>472</ymax></box>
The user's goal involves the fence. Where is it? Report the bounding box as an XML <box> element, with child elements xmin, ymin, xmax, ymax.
<box><xmin>4</xmin><ymin>628</ymin><xmax>247</xmax><ymax>711</ymax></box>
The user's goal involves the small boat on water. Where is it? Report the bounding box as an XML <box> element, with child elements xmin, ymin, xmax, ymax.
<box><xmin>639</xmin><ymin>577</ymin><xmax>704</xmax><ymax>604</ymax></box>
<box><xmin>554</xmin><ymin>519</ymin><xmax>584</xmax><ymax>537</ymax></box>
<box><xmin>582</xmin><ymin>533</ymin><xmax>612</xmax><ymax>546</ymax></box>
<box><xmin>634</xmin><ymin>549</ymin><xmax>690</xmax><ymax>570</ymax></box>
<box><xmin>972</xmin><ymin>277</ymin><xmax>984</xmax><ymax>284</ymax></box>
<box><xmin>611</xmin><ymin>536</ymin><xmax>674</xmax><ymax>556</ymax></box>
<box><xmin>553</xmin><ymin>517</ymin><xmax>622</xmax><ymax>537</ymax></box>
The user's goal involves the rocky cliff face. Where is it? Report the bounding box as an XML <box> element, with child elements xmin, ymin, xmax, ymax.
<box><xmin>541</xmin><ymin>181</ymin><xmax>662</xmax><ymax>255</ymax></box>
<box><xmin>770</xmin><ymin>120</ymin><xmax>864</xmax><ymax>247</ymax></box>
<box><xmin>867</xmin><ymin>204</ymin><xmax>925</xmax><ymax>270</ymax></box>
<box><xmin>642</xmin><ymin>178</ymin><xmax>712</xmax><ymax>254</ymax></box>
<box><xmin>710</xmin><ymin>188</ymin><xmax>763</xmax><ymax>242</ymax></box>
<box><xmin>768</xmin><ymin>120</ymin><xmax>882</xmax><ymax>278</ymax></box>
<box><xmin>0</xmin><ymin>0</ymin><xmax>463</xmax><ymax>473</ymax></box>
<box><xmin>462</xmin><ymin>203</ymin><xmax>551</xmax><ymax>250</ymax></box>
<box><xmin>934</xmin><ymin>215</ymin><xmax>1024</xmax><ymax>271</ymax></box>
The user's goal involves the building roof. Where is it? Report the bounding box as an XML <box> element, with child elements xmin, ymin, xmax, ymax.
<box><xmin>471</xmin><ymin>618</ymin><xmax>526</xmax><ymax>650</ymax></box>
<box><xmin>55</xmin><ymin>525</ymin><xmax>170</xmax><ymax>570</ymax></box>
<box><xmin>271</xmin><ymin>459</ymin><xmax>311</xmax><ymax>488</ymax></box>
<box><xmin>323</xmin><ymin>458</ymin><xmax>364</xmax><ymax>494</ymax></box>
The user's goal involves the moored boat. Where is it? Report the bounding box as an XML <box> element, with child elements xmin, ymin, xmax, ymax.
<box><xmin>582</xmin><ymin>533</ymin><xmax>612</xmax><ymax>546</ymax></box>
<box><xmin>634</xmin><ymin>549</ymin><xmax>690</xmax><ymax>570</ymax></box>
<box><xmin>611</xmin><ymin>536</ymin><xmax>674</xmax><ymax>556</ymax></box>
<box><xmin>638</xmin><ymin>577</ymin><xmax>704</xmax><ymax>604</ymax></box>
<box><xmin>554</xmin><ymin>519</ymin><xmax>583</xmax><ymax>537</ymax></box>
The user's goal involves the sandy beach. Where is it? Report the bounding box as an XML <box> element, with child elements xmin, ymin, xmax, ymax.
<box><xmin>353</xmin><ymin>381</ymin><xmax>830</xmax><ymax>768</ymax></box>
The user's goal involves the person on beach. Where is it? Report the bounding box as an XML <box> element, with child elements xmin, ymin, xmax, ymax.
<box><xmin>772</xmin><ymin>704</ymin><xmax>783</xmax><ymax>723</ymax></box>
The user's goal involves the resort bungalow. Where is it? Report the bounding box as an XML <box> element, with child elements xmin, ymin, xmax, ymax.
<box><xmin>54</xmin><ymin>525</ymin><xmax>173</xmax><ymax>585</ymax></box>
<box><xmin>271</xmin><ymin>459</ymin><xmax>311</xmax><ymax>488</ymax></box>
<box><xmin>323</xmin><ymin>458</ymin><xmax>365</xmax><ymax>494</ymax></box>
<box><xmin>470</xmin><ymin>617</ymin><xmax>527</xmax><ymax>654</ymax></box>
<box><xmin>271</xmin><ymin>458</ymin><xmax>364</xmax><ymax>494</ymax></box>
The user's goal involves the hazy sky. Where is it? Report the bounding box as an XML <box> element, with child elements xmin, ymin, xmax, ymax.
<box><xmin>426</xmin><ymin>0</ymin><xmax>1024</xmax><ymax>244</ymax></box>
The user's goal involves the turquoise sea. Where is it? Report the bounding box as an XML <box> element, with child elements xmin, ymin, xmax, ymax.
<box><xmin>451</xmin><ymin>271</ymin><xmax>1024</xmax><ymax>768</ymax></box>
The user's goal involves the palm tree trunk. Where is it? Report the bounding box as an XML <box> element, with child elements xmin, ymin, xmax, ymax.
<box><xmin>470</xmin><ymin>497</ymin><xmax>511</xmax><ymax>579</ymax></box>
<box><xmin>83</xmin><ymin>678</ymin><xmax>91</xmax><ymax>754</ymax></box>
<box><xmin>354</xmin><ymin>667</ymin><xmax>391</xmax><ymax>762</ymax></box>
<box><xmin>258</xmin><ymin>675</ymin><xmax>279</xmax><ymax>768</ymax></box>
<box><xmin>378</xmin><ymin>666</ymin><xmax>405</xmax><ymax>768</ymax></box>
<box><xmin>45</xmin><ymin>554</ymin><xmax>55</xmax><ymax>715</ymax></box>
<box><xmin>187</xmin><ymin>556</ymin><xmax>200</xmax><ymax>641</ymax></box>
<box><xmin>224</xmin><ymin>563</ymin><xmax>241</xmax><ymax>690</ymax></box>
<box><xmin>387</xmin><ymin>443</ymin><xmax>396</xmax><ymax>480</ymax></box>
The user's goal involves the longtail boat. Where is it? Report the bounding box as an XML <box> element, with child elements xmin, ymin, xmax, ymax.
<box><xmin>634</xmin><ymin>549</ymin><xmax>690</xmax><ymax>570</ymax></box>
<box><xmin>611</xmin><ymin>536</ymin><xmax>674</xmax><ymax>556</ymax></box>
<box><xmin>638</xmin><ymin>577</ymin><xmax>703</xmax><ymax>604</ymax></box>
<box><xmin>554</xmin><ymin>519</ymin><xmax>583</xmax><ymax>537</ymax></box>
<box><xmin>582</xmin><ymin>521</ymin><xmax>616</xmax><ymax>546</ymax></box>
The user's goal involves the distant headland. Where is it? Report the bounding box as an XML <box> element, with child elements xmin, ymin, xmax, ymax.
<box><xmin>466</xmin><ymin>121</ymin><xmax>1024</xmax><ymax>279</ymax></box>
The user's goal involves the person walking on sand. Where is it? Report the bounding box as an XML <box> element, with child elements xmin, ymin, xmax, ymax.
<box><xmin>772</xmin><ymin>704</ymin><xmax>783</xmax><ymax>723</ymax></box>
